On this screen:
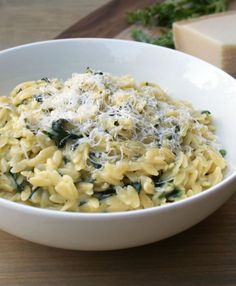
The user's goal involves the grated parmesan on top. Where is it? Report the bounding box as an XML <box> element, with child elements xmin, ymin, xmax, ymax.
<box><xmin>19</xmin><ymin>69</ymin><xmax>215</xmax><ymax>162</ymax></box>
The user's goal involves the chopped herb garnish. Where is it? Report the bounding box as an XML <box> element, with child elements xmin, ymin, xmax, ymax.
<box><xmin>91</xmin><ymin>162</ymin><xmax>102</xmax><ymax>169</ymax></box>
<box><xmin>8</xmin><ymin>172</ymin><xmax>28</xmax><ymax>193</ymax></box>
<box><xmin>165</xmin><ymin>189</ymin><xmax>182</xmax><ymax>202</ymax></box>
<box><xmin>201</xmin><ymin>110</ymin><xmax>211</xmax><ymax>115</ymax></box>
<box><xmin>41</xmin><ymin>77</ymin><xmax>50</xmax><ymax>83</ymax></box>
<box><xmin>63</xmin><ymin>156</ymin><xmax>70</xmax><ymax>164</ymax></box>
<box><xmin>151</xmin><ymin>174</ymin><xmax>167</xmax><ymax>187</ymax></box>
<box><xmin>175</xmin><ymin>125</ymin><xmax>180</xmax><ymax>133</ymax></box>
<box><xmin>33</xmin><ymin>94</ymin><xmax>43</xmax><ymax>103</ymax></box>
<box><xmin>16</xmin><ymin>99</ymin><xmax>28</xmax><ymax>107</ymax></box>
<box><xmin>70</xmin><ymin>142</ymin><xmax>80</xmax><ymax>151</ymax></box>
<box><xmin>93</xmin><ymin>188</ymin><xmax>116</xmax><ymax>201</ymax></box>
<box><xmin>86</xmin><ymin>67</ymin><xmax>93</xmax><ymax>73</ymax></box>
<box><xmin>16</xmin><ymin>88</ymin><xmax>22</xmax><ymax>94</ymax></box>
<box><xmin>86</xmin><ymin>67</ymin><xmax>103</xmax><ymax>75</ymax></box>
<box><xmin>130</xmin><ymin>181</ymin><xmax>141</xmax><ymax>193</ymax></box>
<box><xmin>95</xmin><ymin>71</ymin><xmax>103</xmax><ymax>75</ymax></box>
<box><xmin>78</xmin><ymin>200</ymin><xmax>87</xmax><ymax>207</ymax></box>
<box><xmin>92</xmin><ymin>162</ymin><xmax>102</xmax><ymax>169</ymax></box>
<box><xmin>219</xmin><ymin>149</ymin><xmax>227</xmax><ymax>157</ymax></box>
<box><xmin>89</xmin><ymin>152</ymin><xmax>102</xmax><ymax>169</ymax></box>
<box><xmin>159</xmin><ymin>188</ymin><xmax>182</xmax><ymax>202</ymax></box>
<box><xmin>44</xmin><ymin>119</ymin><xmax>81</xmax><ymax>148</ymax></box>
<box><xmin>29</xmin><ymin>187</ymin><xmax>42</xmax><ymax>199</ymax></box>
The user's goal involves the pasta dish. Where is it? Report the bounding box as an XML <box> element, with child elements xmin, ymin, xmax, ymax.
<box><xmin>0</xmin><ymin>69</ymin><xmax>226</xmax><ymax>212</ymax></box>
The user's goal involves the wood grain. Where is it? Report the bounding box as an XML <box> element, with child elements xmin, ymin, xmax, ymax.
<box><xmin>0</xmin><ymin>0</ymin><xmax>110</xmax><ymax>50</ymax></box>
<box><xmin>56</xmin><ymin>0</ymin><xmax>157</xmax><ymax>39</ymax></box>
<box><xmin>1</xmin><ymin>193</ymin><xmax>236</xmax><ymax>286</ymax></box>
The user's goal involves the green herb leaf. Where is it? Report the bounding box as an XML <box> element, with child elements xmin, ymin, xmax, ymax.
<box><xmin>33</xmin><ymin>94</ymin><xmax>43</xmax><ymax>103</ymax></box>
<box><xmin>8</xmin><ymin>172</ymin><xmax>28</xmax><ymax>193</ymax></box>
<box><xmin>29</xmin><ymin>187</ymin><xmax>42</xmax><ymax>199</ymax></box>
<box><xmin>166</xmin><ymin>189</ymin><xmax>182</xmax><ymax>201</ymax></box>
<box><xmin>45</xmin><ymin>119</ymin><xmax>82</xmax><ymax>148</ymax></box>
<box><xmin>78</xmin><ymin>200</ymin><xmax>87</xmax><ymax>207</ymax></box>
<box><xmin>89</xmin><ymin>152</ymin><xmax>102</xmax><ymax>169</ymax></box>
<box><xmin>41</xmin><ymin>77</ymin><xmax>50</xmax><ymax>83</ymax></box>
<box><xmin>151</xmin><ymin>174</ymin><xmax>166</xmax><ymax>187</ymax></box>
<box><xmin>127</xmin><ymin>0</ymin><xmax>228</xmax><ymax>48</ymax></box>
<box><xmin>130</xmin><ymin>182</ymin><xmax>142</xmax><ymax>193</ymax></box>
<box><xmin>63</xmin><ymin>156</ymin><xmax>70</xmax><ymax>164</ymax></box>
<box><xmin>93</xmin><ymin>188</ymin><xmax>116</xmax><ymax>201</ymax></box>
<box><xmin>159</xmin><ymin>188</ymin><xmax>182</xmax><ymax>201</ymax></box>
<box><xmin>219</xmin><ymin>149</ymin><xmax>227</xmax><ymax>157</ymax></box>
<box><xmin>201</xmin><ymin>110</ymin><xmax>211</xmax><ymax>115</ymax></box>
<box><xmin>174</xmin><ymin>125</ymin><xmax>180</xmax><ymax>133</ymax></box>
<box><xmin>131</xmin><ymin>29</ymin><xmax>174</xmax><ymax>49</ymax></box>
<box><xmin>127</xmin><ymin>0</ymin><xmax>227</xmax><ymax>27</ymax></box>
<box><xmin>16</xmin><ymin>88</ymin><xmax>22</xmax><ymax>94</ymax></box>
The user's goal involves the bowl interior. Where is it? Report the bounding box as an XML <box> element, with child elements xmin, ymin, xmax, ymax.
<box><xmin>0</xmin><ymin>38</ymin><xmax>236</xmax><ymax>177</ymax></box>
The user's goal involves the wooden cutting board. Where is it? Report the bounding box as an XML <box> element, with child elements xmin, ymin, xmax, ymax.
<box><xmin>57</xmin><ymin>0</ymin><xmax>236</xmax><ymax>40</ymax></box>
<box><xmin>1</xmin><ymin>1</ymin><xmax>236</xmax><ymax>286</ymax></box>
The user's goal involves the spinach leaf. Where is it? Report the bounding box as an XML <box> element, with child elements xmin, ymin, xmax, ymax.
<box><xmin>130</xmin><ymin>182</ymin><xmax>142</xmax><ymax>193</ymax></box>
<box><xmin>16</xmin><ymin>88</ymin><xmax>22</xmax><ymax>94</ymax></box>
<box><xmin>29</xmin><ymin>187</ymin><xmax>42</xmax><ymax>199</ymax></box>
<box><xmin>151</xmin><ymin>175</ymin><xmax>165</xmax><ymax>187</ymax></box>
<box><xmin>45</xmin><ymin>119</ymin><xmax>82</xmax><ymax>148</ymax></box>
<box><xmin>93</xmin><ymin>188</ymin><xmax>116</xmax><ymax>201</ymax></box>
<box><xmin>89</xmin><ymin>152</ymin><xmax>102</xmax><ymax>169</ymax></box>
<box><xmin>78</xmin><ymin>200</ymin><xmax>87</xmax><ymax>207</ymax></box>
<box><xmin>219</xmin><ymin>149</ymin><xmax>227</xmax><ymax>157</ymax></box>
<box><xmin>159</xmin><ymin>188</ymin><xmax>182</xmax><ymax>202</ymax></box>
<box><xmin>175</xmin><ymin>125</ymin><xmax>180</xmax><ymax>133</ymax></box>
<box><xmin>201</xmin><ymin>110</ymin><xmax>211</xmax><ymax>115</ymax></box>
<box><xmin>41</xmin><ymin>77</ymin><xmax>50</xmax><ymax>83</ymax></box>
<box><xmin>33</xmin><ymin>94</ymin><xmax>43</xmax><ymax>103</ymax></box>
<box><xmin>8</xmin><ymin>172</ymin><xmax>28</xmax><ymax>193</ymax></box>
<box><xmin>63</xmin><ymin>156</ymin><xmax>70</xmax><ymax>164</ymax></box>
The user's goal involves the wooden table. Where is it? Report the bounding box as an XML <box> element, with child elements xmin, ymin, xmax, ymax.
<box><xmin>1</xmin><ymin>1</ymin><xmax>236</xmax><ymax>285</ymax></box>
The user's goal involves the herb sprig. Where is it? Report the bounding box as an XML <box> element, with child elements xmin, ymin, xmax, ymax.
<box><xmin>132</xmin><ymin>29</ymin><xmax>174</xmax><ymax>48</ymax></box>
<box><xmin>127</xmin><ymin>0</ymin><xmax>228</xmax><ymax>48</ymax></box>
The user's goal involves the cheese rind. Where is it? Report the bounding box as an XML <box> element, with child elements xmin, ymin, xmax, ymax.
<box><xmin>173</xmin><ymin>12</ymin><xmax>236</xmax><ymax>77</ymax></box>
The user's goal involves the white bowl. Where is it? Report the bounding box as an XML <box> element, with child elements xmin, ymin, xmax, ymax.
<box><xmin>0</xmin><ymin>39</ymin><xmax>236</xmax><ymax>251</ymax></box>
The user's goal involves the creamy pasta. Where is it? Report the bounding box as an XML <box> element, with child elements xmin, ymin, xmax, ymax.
<box><xmin>0</xmin><ymin>69</ymin><xmax>226</xmax><ymax>212</ymax></box>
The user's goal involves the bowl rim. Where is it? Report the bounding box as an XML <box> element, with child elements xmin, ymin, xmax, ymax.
<box><xmin>0</xmin><ymin>37</ymin><xmax>236</xmax><ymax>219</ymax></box>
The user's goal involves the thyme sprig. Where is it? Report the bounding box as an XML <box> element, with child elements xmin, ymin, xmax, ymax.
<box><xmin>127</xmin><ymin>0</ymin><xmax>228</xmax><ymax>48</ymax></box>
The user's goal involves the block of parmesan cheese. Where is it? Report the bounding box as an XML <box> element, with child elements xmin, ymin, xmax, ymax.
<box><xmin>173</xmin><ymin>12</ymin><xmax>236</xmax><ymax>77</ymax></box>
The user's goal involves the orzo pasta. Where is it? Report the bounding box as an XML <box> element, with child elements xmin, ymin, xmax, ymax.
<box><xmin>0</xmin><ymin>69</ymin><xmax>226</xmax><ymax>212</ymax></box>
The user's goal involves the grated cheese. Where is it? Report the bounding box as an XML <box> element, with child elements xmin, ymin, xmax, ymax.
<box><xmin>20</xmin><ymin>69</ymin><xmax>216</xmax><ymax>163</ymax></box>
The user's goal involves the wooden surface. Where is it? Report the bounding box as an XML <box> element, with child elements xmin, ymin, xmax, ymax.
<box><xmin>1</xmin><ymin>0</ymin><xmax>236</xmax><ymax>285</ymax></box>
<box><xmin>1</xmin><ymin>195</ymin><xmax>236</xmax><ymax>286</ymax></box>
<box><xmin>57</xmin><ymin>0</ymin><xmax>157</xmax><ymax>39</ymax></box>
<box><xmin>0</xmin><ymin>0</ymin><xmax>109</xmax><ymax>50</ymax></box>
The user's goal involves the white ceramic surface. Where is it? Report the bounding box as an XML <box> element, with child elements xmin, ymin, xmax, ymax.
<box><xmin>0</xmin><ymin>39</ymin><xmax>236</xmax><ymax>251</ymax></box>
